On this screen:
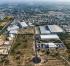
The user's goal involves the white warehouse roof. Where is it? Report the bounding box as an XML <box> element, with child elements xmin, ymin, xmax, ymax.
<box><xmin>39</xmin><ymin>26</ymin><xmax>51</xmax><ymax>34</ymax></box>
<box><xmin>7</xmin><ymin>25</ymin><xmax>19</xmax><ymax>31</ymax></box>
<box><xmin>40</xmin><ymin>34</ymin><xmax>59</xmax><ymax>40</ymax></box>
<box><xmin>44</xmin><ymin>43</ymin><xmax>57</xmax><ymax>48</ymax></box>
<box><xmin>20</xmin><ymin>22</ymin><xmax>28</xmax><ymax>28</ymax></box>
<box><xmin>48</xmin><ymin>25</ymin><xmax>64</xmax><ymax>33</ymax></box>
<box><xmin>38</xmin><ymin>43</ymin><xmax>57</xmax><ymax>48</ymax></box>
<box><xmin>9</xmin><ymin>30</ymin><xmax>18</xmax><ymax>34</ymax></box>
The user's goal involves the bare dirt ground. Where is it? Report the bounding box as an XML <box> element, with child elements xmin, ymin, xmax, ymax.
<box><xmin>0</xmin><ymin>28</ymin><xmax>67</xmax><ymax>66</ymax></box>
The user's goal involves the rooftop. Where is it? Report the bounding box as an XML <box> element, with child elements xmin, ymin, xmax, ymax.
<box><xmin>7</xmin><ymin>25</ymin><xmax>19</xmax><ymax>31</ymax></box>
<box><xmin>48</xmin><ymin>25</ymin><xmax>64</xmax><ymax>33</ymax></box>
<box><xmin>39</xmin><ymin>26</ymin><xmax>51</xmax><ymax>34</ymax></box>
<box><xmin>9</xmin><ymin>30</ymin><xmax>18</xmax><ymax>34</ymax></box>
<box><xmin>38</xmin><ymin>43</ymin><xmax>57</xmax><ymax>48</ymax></box>
<box><xmin>20</xmin><ymin>22</ymin><xmax>28</xmax><ymax>28</ymax></box>
<box><xmin>40</xmin><ymin>34</ymin><xmax>59</xmax><ymax>40</ymax></box>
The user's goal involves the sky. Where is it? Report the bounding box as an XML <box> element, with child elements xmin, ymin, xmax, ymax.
<box><xmin>1</xmin><ymin>0</ymin><xmax>70</xmax><ymax>3</ymax></box>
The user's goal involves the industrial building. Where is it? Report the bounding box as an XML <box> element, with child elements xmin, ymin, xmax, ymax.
<box><xmin>48</xmin><ymin>25</ymin><xmax>64</xmax><ymax>33</ymax></box>
<box><xmin>40</xmin><ymin>34</ymin><xmax>59</xmax><ymax>40</ymax></box>
<box><xmin>9</xmin><ymin>30</ymin><xmax>18</xmax><ymax>34</ymax></box>
<box><xmin>7</xmin><ymin>25</ymin><xmax>19</xmax><ymax>31</ymax></box>
<box><xmin>19</xmin><ymin>22</ymin><xmax>28</xmax><ymax>28</ymax></box>
<box><xmin>39</xmin><ymin>25</ymin><xmax>64</xmax><ymax>34</ymax></box>
<box><xmin>39</xmin><ymin>26</ymin><xmax>51</xmax><ymax>34</ymax></box>
<box><xmin>37</xmin><ymin>43</ymin><xmax>57</xmax><ymax>49</ymax></box>
<box><xmin>35</xmin><ymin>25</ymin><xmax>65</xmax><ymax>53</ymax></box>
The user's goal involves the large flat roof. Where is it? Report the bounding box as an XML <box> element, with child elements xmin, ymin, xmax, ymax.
<box><xmin>39</xmin><ymin>26</ymin><xmax>51</xmax><ymax>34</ymax></box>
<box><xmin>20</xmin><ymin>22</ymin><xmax>28</xmax><ymax>28</ymax></box>
<box><xmin>48</xmin><ymin>25</ymin><xmax>64</xmax><ymax>33</ymax></box>
<box><xmin>7</xmin><ymin>25</ymin><xmax>19</xmax><ymax>31</ymax></box>
<box><xmin>38</xmin><ymin>43</ymin><xmax>57</xmax><ymax>48</ymax></box>
<box><xmin>44</xmin><ymin>43</ymin><xmax>57</xmax><ymax>48</ymax></box>
<box><xmin>9</xmin><ymin>30</ymin><xmax>18</xmax><ymax>34</ymax></box>
<box><xmin>40</xmin><ymin>34</ymin><xmax>59</xmax><ymax>40</ymax></box>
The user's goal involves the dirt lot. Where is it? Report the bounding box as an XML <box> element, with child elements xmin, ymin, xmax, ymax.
<box><xmin>0</xmin><ymin>28</ymin><xmax>67</xmax><ymax>66</ymax></box>
<box><xmin>7</xmin><ymin>34</ymin><xmax>35</xmax><ymax>66</ymax></box>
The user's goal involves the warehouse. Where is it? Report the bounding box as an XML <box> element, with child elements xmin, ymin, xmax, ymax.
<box><xmin>39</xmin><ymin>26</ymin><xmax>51</xmax><ymax>34</ymax></box>
<box><xmin>38</xmin><ymin>25</ymin><xmax>64</xmax><ymax>34</ymax></box>
<box><xmin>7</xmin><ymin>25</ymin><xmax>19</xmax><ymax>31</ymax></box>
<box><xmin>37</xmin><ymin>43</ymin><xmax>57</xmax><ymax>49</ymax></box>
<box><xmin>19</xmin><ymin>22</ymin><xmax>28</xmax><ymax>28</ymax></box>
<box><xmin>40</xmin><ymin>34</ymin><xmax>59</xmax><ymax>40</ymax></box>
<box><xmin>48</xmin><ymin>25</ymin><xmax>64</xmax><ymax>33</ymax></box>
<box><xmin>9</xmin><ymin>30</ymin><xmax>18</xmax><ymax>34</ymax></box>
